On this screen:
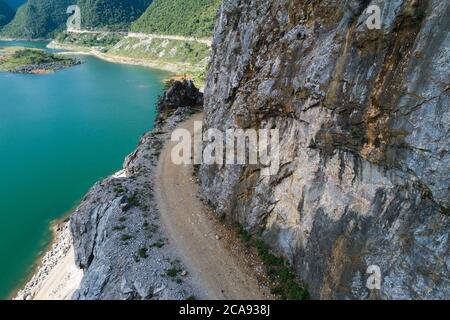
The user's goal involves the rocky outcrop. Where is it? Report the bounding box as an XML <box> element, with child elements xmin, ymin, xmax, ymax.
<box><xmin>156</xmin><ymin>79</ymin><xmax>203</xmax><ymax>123</ymax></box>
<box><xmin>199</xmin><ymin>0</ymin><xmax>449</xmax><ymax>299</ymax></box>
<box><xmin>0</xmin><ymin>0</ymin><xmax>13</xmax><ymax>28</ymax></box>
<box><xmin>70</xmin><ymin>83</ymin><xmax>202</xmax><ymax>300</ymax></box>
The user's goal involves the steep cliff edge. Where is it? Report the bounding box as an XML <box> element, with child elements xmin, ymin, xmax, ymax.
<box><xmin>200</xmin><ymin>0</ymin><xmax>449</xmax><ymax>299</ymax></box>
<box><xmin>70</xmin><ymin>81</ymin><xmax>203</xmax><ymax>300</ymax></box>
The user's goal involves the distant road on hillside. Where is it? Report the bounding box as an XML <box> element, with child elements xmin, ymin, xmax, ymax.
<box><xmin>67</xmin><ymin>29</ymin><xmax>212</xmax><ymax>46</ymax></box>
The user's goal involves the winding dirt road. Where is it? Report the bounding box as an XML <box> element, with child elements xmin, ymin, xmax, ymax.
<box><xmin>155</xmin><ymin>113</ymin><xmax>268</xmax><ymax>300</ymax></box>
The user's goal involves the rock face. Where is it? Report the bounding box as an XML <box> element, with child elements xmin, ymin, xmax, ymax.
<box><xmin>162</xmin><ymin>80</ymin><xmax>204</xmax><ymax>109</ymax></box>
<box><xmin>70</xmin><ymin>83</ymin><xmax>202</xmax><ymax>300</ymax></box>
<box><xmin>200</xmin><ymin>0</ymin><xmax>449</xmax><ymax>299</ymax></box>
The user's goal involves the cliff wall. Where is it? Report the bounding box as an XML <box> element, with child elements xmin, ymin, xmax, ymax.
<box><xmin>200</xmin><ymin>0</ymin><xmax>449</xmax><ymax>299</ymax></box>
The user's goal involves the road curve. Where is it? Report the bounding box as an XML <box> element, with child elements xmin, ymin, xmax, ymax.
<box><xmin>154</xmin><ymin>113</ymin><xmax>268</xmax><ymax>300</ymax></box>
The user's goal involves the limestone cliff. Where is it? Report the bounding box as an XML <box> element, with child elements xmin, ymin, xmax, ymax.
<box><xmin>200</xmin><ymin>0</ymin><xmax>449</xmax><ymax>299</ymax></box>
<box><xmin>70</xmin><ymin>81</ymin><xmax>203</xmax><ymax>300</ymax></box>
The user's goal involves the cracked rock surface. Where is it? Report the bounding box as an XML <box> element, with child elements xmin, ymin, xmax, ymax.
<box><xmin>199</xmin><ymin>0</ymin><xmax>449</xmax><ymax>299</ymax></box>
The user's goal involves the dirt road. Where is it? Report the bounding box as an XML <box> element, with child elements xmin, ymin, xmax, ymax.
<box><xmin>68</xmin><ymin>30</ymin><xmax>212</xmax><ymax>46</ymax></box>
<box><xmin>155</xmin><ymin>113</ymin><xmax>268</xmax><ymax>300</ymax></box>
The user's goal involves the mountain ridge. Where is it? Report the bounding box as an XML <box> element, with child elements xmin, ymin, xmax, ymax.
<box><xmin>77</xmin><ymin>0</ymin><xmax>152</xmax><ymax>31</ymax></box>
<box><xmin>1</xmin><ymin>0</ymin><xmax>72</xmax><ymax>38</ymax></box>
<box><xmin>1</xmin><ymin>0</ymin><xmax>219</xmax><ymax>39</ymax></box>
<box><xmin>1</xmin><ymin>0</ymin><xmax>153</xmax><ymax>38</ymax></box>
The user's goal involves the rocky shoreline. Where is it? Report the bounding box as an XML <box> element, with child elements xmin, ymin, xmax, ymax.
<box><xmin>13</xmin><ymin>220</ymin><xmax>82</xmax><ymax>300</ymax></box>
<box><xmin>13</xmin><ymin>80</ymin><xmax>204</xmax><ymax>300</ymax></box>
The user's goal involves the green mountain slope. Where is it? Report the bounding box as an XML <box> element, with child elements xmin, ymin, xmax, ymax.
<box><xmin>0</xmin><ymin>0</ymin><xmax>14</xmax><ymax>28</ymax></box>
<box><xmin>1</xmin><ymin>0</ymin><xmax>72</xmax><ymax>38</ymax></box>
<box><xmin>1</xmin><ymin>0</ymin><xmax>152</xmax><ymax>38</ymax></box>
<box><xmin>77</xmin><ymin>0</ymin><xmax>152</xmax><ymax>30</ymax></box>
<box><xmin>131</xmin><ymin>0</ymin><xmax>220</xmax><ymax>38</ymax></box>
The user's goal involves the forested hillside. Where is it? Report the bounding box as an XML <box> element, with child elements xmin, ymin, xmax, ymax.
<box><xmin>1</xmin><ymin>0</ymin><xmax>152</xmax><ymax>38</ymax></box>
<box><xmin>0</xmin><ymin>0</ymin><xmax>13</xmax><ymax>28</ymax></box>
<box><xmin>131</xmin><ymin>0</ymin><xmax>220</xmax><ymax>37</ymax></box>
<box><xmin>4</xmin><ymin>0</ymin><xmax>25</xmax><ymax>10</ymax></box>
<box><xmin>77</xmin><ymin>0</ymin><xmax>151</xmax><ymax>30</ymax></box>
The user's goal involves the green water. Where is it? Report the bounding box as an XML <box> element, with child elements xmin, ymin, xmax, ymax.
<box><xmin>0</xmin><ymin>41</ymin><xmax>169</xmax><ymax>298</ymax></box>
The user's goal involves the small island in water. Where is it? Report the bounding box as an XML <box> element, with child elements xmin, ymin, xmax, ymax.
<box><xmin>0</xmin><ymin>47</ymin><xmax>82</xmax><ymax>74</ymax></box>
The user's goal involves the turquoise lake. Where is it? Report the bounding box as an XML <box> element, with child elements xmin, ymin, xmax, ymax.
<box><xmin>0</xmin><ymin>41</ymin><xmax>168</xmax><ymax>298</ymax></box>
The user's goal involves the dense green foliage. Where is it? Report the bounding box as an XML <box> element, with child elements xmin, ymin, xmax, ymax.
<box><xmin>131</xmin><ymin>0</ymin><xmax>220</xmax><ymax>37</ymax></box>
<box><xmin>77</xmin><ymin>0</ymin><xmax>152</xmax><ymax>31</ymax></box>
<box><xmin>1</xmin><ymin>0</ymin><xmax>72</xmax><ymax>38</ymax></box>
<box><xmin>2</xmin><ymin>0</ymin><xmax>220</xmax><ymax>38</ymax></box>
<box><xmin>0</xmin><ymin>0</ymin><xmax>14</xmax><ymax>27</ymax></box>
<box><xmin>4</xmin><ymin>0</ymin><xmax>26</xmax><ymax>10</ymax></box>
